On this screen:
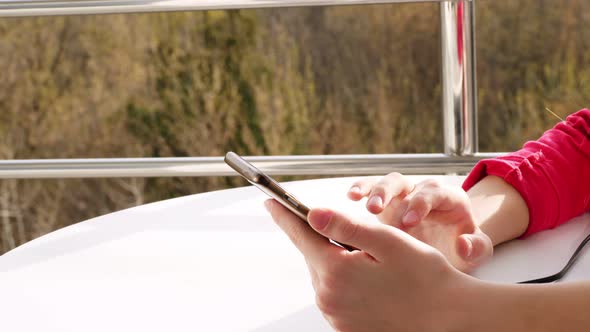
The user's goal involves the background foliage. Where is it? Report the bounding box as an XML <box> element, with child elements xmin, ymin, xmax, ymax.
<box><xmin>1</xmin><ymin>0</ymin><xmax>589</xmax><ymax>253</ymax></box>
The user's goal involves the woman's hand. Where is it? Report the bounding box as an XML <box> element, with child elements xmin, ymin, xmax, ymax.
<box><xmin>348</xmin><ymin>173</ymin><xmax>493</xmax><ymax>272</ymax></box>
<box><xmin>265</xmin><ymin>200</ymin><xmax>476</xmax><ymax>332</ymax></box>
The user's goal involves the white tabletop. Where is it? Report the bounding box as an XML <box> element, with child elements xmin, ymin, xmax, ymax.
<box><xmin>1</xmin><ymin>176</ymin><xmax>589</xmax><ymax>332</ymax></box>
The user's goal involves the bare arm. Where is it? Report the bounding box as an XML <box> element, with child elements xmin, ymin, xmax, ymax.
<box><xmin>461</xmin><ymin>280</ymin><xmax>590</xmax><ymax>332</ymax></box>
<box><xmin>464</xmin><ymin>109</ymin><xmax>590</xmax><ymax>240</ymax></box>
<box><xmin>467</xmin><ymin>175</ymin><xmax>529</xmax><ymax>246</ymax></box>
<box><xmin>463</xmin><ymin>175</ymin><xmax>590</xmax><ymax>331</ymax></box>
<box><xmin>449</xmin><ymin>182</ymin><xmax>590</xmax><ymax>332</ymax></box>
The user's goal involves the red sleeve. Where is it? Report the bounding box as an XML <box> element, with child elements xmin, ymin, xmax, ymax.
<box><xmin>462</xmin><ymin>109</ymin><xmax>590</xmax><ymax>237</ymax></box>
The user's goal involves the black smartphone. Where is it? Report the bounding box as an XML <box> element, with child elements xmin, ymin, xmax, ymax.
<box><xmin>224</xmin><ymin>151</ymin><xmax>354</xmax><ymax>251</ymax></box>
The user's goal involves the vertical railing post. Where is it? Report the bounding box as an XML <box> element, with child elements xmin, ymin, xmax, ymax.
<box><xmin>440</xmin><ymin>0</ymin><xmax>477</xmax><ymax>156</ymax></box>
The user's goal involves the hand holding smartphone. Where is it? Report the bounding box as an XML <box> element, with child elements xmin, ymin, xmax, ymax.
<box><xmin>224</xmin><ymin>151</ymin><xmax>354</xmax><ymax>251</ymax></box>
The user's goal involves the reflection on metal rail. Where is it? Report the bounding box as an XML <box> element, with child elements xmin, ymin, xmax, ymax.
<box><xmin>0</xmin><ymin>153</ymin><xmax>502</xmax><ymax>179</ymax></box>
<box><xmin>0</xmin><ymin>0</ymin><xmax>462</xmax><ymax>17</ymax></box>
<box><xmin>441</xmin><ymin>1</ymin><xmax>477</xmax><ymax>156</ymax></box>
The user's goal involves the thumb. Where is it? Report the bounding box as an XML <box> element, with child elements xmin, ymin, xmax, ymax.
<box><xmin>458</xmin><ymin>232</ymin><xmax>493</xmax><ymax>264</ymax></box>
<box><xmin>308</xmin><ymin>208</ymin><xmax>396</xmax><ymax>259</ymax></box>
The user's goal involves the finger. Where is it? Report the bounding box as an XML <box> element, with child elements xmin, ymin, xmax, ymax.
<box><xmin>457</xmin><ymin>232</ymin><xmax>493</xmax><ymax>264</ymax></box>
<box><xmin>379</xmin><ymin>180</ymin><xmax>432</xmax><ymax>227</ymax></box>
<box><xmin>265</xmin><ymin>200</ymin><xmax>339</xmax><ymax>265</ymax></box>
<box><xmin>399</xmin><ymin>190</ymin><xmax>436</xmax><ymax>227</ymax></box>
<box><xmin>366</xmin><ymin>172</ymin><xmax>414</xmax><ymax>214</ymax></box>
<box><xmin>401</xmin><ymin>185</ymin><xmax>469</xmax><ymax>227</ymax></box>
<box><xmin>347</xmin><ymin>177</ymin><xmax>379</xmax><ymax>201</ymax></box>
<box><xmin>308</xmin><ymin>207</ymin><xmax>412</xmax><ymax>261</ymax></box>
<box><xmin>374</xmin><ymin>195</ymin><xmax>409</xmax><ymax>228</ymax></box>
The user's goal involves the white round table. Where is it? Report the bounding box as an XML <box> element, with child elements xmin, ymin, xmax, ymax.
<box><xmin>1</xmin><ymin>176</ymin><xmax>589</xmax><ymax>332</ymax></box>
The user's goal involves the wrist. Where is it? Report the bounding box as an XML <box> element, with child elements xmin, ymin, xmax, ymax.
<box><xmin>448</xmin><ymin>279</ymin><xmax>590</xmax><ymax>332</ymax></box>
<box><xmin>439</xmin><ymin>275</ymin><xmax>512</xmax><ymax>332</ymax></box>
<box><xmin>467</xmin><ymin>176</ymin><xmax>529</xmax><ymax>246</ymax></box>
<box><xmin>430</xmin><ymin>272</ymin><xmax>489</xmax><ymax>332</ymax></box>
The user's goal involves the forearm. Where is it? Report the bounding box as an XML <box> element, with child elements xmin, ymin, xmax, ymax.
<box><xmin>458</xmin><ymin>280</ymin><xmax>590</xmax><ymax>332</ymax></box>
<box><xmin>464</xmin><ymin>109</ymin><xmax>590</xmax><ymax>239</ymax></box>
<box><xmin>467</xmin><ymin>175</ymin><xmax>529</xmax><ymax>246</ymax></box>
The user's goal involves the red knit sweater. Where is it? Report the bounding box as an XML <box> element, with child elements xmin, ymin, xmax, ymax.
<box><xmin>463</xmin><ymin>109</ymin><xmax>590</xmax><ymax>237</ymax></box>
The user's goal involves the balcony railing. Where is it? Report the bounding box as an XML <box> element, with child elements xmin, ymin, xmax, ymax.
<box><xmin>0</xmin><ymin>0</ymin><xmax>462</xmax><ymax>17</ymax></box>
<box><xmin>0</xmin><ymin>0</ymin><xmax>479</xmax><ymax>179</ymax></box>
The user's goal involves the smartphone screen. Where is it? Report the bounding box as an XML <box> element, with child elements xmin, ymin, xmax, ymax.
<box><xmin>224</xmin><ymin>151</ymin><xmax>354</xmax><ymax>251</ymax></box>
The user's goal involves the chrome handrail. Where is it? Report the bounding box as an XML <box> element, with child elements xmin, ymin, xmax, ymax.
<box><xmin>441</xmin><ymin>1</ymin><xmax>477</xmax><ymax>156</ymax></box>
<box><xmin>0</xmin><ymin>0</ymin><xmax>480</xmax><ymax>178</ymax></box>
<box><xmin>0</xmin><ymin>0</ymin><xmax>460</xmax><ymax>17</ymax></box>
<box><xmin>0</xmin><ymin>153</ymin><xmax>501</xmax><ymax>178</ymax></box>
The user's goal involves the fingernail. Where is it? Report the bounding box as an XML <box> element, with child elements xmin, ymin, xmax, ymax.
<box><xmin>402</xmin><ymin>210</ymin><xmax>419</xmax><ymax>225</ymax></box>
<box><xmin>349</xmin><ymin>186</ymin><xmax>361</xmax><ymax>194</ymax></box>
<box><xmin>312</xmin><ymin>209</ymin><xmax>334</xmax><ymax>230</ymax></box>
<box><xmin>367</xmin><ymin>195</ymin><xmax>383</xmax><ymax>208</ymax></box>
<box><xmin>264</xmin><ymin>200</ymin><xmax>272</xmax><ymax>212</ymax></box>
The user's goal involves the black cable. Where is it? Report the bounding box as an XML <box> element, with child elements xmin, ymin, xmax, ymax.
<box><xmin>518</xmin><ymin>232</ymin><xmax>590</xmax><ymax>284</ymax></box>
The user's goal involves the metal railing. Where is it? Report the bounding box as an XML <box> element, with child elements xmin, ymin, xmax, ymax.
<box><xmin>0</xmin><ymin>0</ymin><xmax>480</xmax><ymax>179</ymax></box>
<box><xmin>0</xmin><ymin>153</ymin><xmax>499</xmax><ymax>178</ymax></box>
<box><xmin>0</xmin><ymin>0</ymin><xmax>460</xmax><ymax>17</ymax></box>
